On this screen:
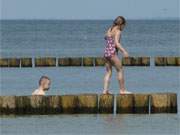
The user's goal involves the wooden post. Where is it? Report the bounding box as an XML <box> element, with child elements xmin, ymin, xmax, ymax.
<box><xmin>94</xmin><ymin>57</ymin><xmax>105</xmax><ymax>66</ymax></box>
<box><xmin>29</xmin><ymin>96</ymin><xmax>48</xmax><ymax>114</ymax></box>
<box><xmin>99</xmin><ymin>94</ymin><xmax>114</xmax><ymax>113</ymax></box>
<box><xmin>77</xmin><ymin>94</ymin><xmax>98</xmax><ymax>113</ymax></box>
<box><xmin>83</xmin><ymin>57</ymin><xmax>94</xmax><ymax>66</ymax></box>
<box><xmin>58</xmin><ymin>58</ymin><xmax>70</xmax><ymax>66</ymax></box>
<box><xmin>69</xmin><ymin>57</ymin><xmax>82</xmax><ymax>66</ymax></box>
<box><xmin>61</xmin><ymin>95</ymin><xmax>78</xmax><ymax>113</ymax></box>
<box><xmin>155</xmin><ymin>57</ymin><xmax>166</xmax><ymax>66</ymax></box>
<box><xmin>122</xmin><ymin>57</ymin><xmax>132</xmax><ymax>66</ymax></box>
<box><xmin>0</xmin><ymin>96</ymin><xmax>16</xmax><ymax>114</ymax></box>
<box><xmin>116</xmin><ymin>94</ymin><xmax>134</xmax><ymax>113</ymax></box>
<box><xmin>166</xmin><ymin>57</ymin><xmax>176</xmax><ymax>66</ymax></box>
<box><xmin>35</xmin><ymin>57</ymin><xmax>56</xmax><ymax>67</ymax></box>
<box><xmin>8</xmin><ymin>58</ymin><xmax>20</xmax><ymax>67</ymax></box>
<box><xmin>141</xmin><ymin>57</ymin><xmax>150</xmax><ymax>66</ymax></box>
<box><xmin>47</xmin><ymin>96</ymin><xmax>62</xmax><ymax>114</ymax></box>
<box><xmin>15</xmin><ymin>96</ymin><xmax>31</xmax><ymax>114</ymax></box>
<box><xmin>134</xmin><ymin>94</ymin><xmax>149</xmax><ymax>113</ymax></box>
<box><xmin>21</xmin><ymin>58</ymin><xmax>32</xmax><ymax>67</ymax></box>
<box><xmin>150</xmin><ymin>93</ymin><xmax>177</xmax><ymax>113</ymax></box>
<box><xmin>176</xmin><ymin>57</ymin><xmax>180</xmax><ymax>66</ymax></box>
<box><xmin>0</xmin><ymin>58</ymin><xmax>8</xmax><ymax>67</ymax></box>
<box><xmin>131</xmin><ymin>57</ymin><xmax>142</xmax><ymax>66</ymax></box>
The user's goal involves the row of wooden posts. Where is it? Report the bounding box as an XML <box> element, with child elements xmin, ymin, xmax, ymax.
<box><xmin>0</xmin><ymin>57</ymin><xmax>180</xmax><ymax>67</ymax></box>
<box><xmin>0</xmin><ymin>93</ymin><xmax>177</xmax><ymax>115</ymax></box>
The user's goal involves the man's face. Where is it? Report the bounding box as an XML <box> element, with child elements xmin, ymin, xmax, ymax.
<box><xmin>41</xmin><ymin>79</ymin><xmax>51</xmax><ymax>91</ymax></box>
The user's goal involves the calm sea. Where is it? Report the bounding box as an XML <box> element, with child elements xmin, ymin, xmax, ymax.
<box><xmin>0</xmin><ymin>20</ymin><xmax>179</xmax><ymax>135</ymax></box>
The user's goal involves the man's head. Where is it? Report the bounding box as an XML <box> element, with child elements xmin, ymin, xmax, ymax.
<box><xmin>38</xmin><ymin>76</ymin><xmax>51</xmax><ymax>91</ymax></box>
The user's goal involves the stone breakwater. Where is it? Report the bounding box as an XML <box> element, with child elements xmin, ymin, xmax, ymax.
<box><xmin>0</xmin><ymin>93</ymin><xmax>177</xmax><ymax>115</ymax></box>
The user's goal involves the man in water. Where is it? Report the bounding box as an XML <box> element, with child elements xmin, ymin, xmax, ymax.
<box><xmin>32</xmin><ymin>76</ymin><xmax>51</xmax><ymax>96</ymax></box>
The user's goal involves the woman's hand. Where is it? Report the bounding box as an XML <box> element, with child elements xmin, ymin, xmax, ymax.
<box><xmin>123</xmin><ymin>51</ymin><xmax>129</xmax><ymax>57</ymax></box>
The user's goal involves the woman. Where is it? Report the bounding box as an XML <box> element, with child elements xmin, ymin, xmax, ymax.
<box><xmin>103</xmin><ymin>16</ymin><xmax>131</xmax><ymax>94</ymax></box>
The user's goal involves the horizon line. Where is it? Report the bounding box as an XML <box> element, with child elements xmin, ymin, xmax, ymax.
<box><xmin>0</xmin><ymin>18</ymin><xmax>179</xmax><ymax>21</ymax></box>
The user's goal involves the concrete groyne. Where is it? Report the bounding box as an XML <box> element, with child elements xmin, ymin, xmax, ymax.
<box><xmin>0</xmin><ymin>93</ymin><xmax>177</xmax><ymax>115</ymax></box>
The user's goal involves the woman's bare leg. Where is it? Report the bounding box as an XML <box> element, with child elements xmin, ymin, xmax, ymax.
<box><xmin>110</xmin><ymin>55</ymin><xmax>126</xmax><ymax>93</ymax></box>
<box><xmin>103</xmin><ymin>59</ymin><xmax>112</xmax><ymax>94</ymax></box>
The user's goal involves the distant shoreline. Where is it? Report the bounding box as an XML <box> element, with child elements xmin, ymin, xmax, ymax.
<box><xmin>0</xmin><ymin>18</ymin><xmax>179</xmax><ymax>21</ymax></box>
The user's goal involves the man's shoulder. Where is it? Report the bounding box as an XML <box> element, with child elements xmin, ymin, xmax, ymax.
<box><xmin>32</xmin><ymin>89</ymin><xmax>39</xmax><ymax>95</ymax></box>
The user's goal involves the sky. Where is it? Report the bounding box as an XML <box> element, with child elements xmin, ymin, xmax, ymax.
<box><xmin>0</xmin><ymin>0</ymin><xmax>179</xmax><ymax>20</ymax></box>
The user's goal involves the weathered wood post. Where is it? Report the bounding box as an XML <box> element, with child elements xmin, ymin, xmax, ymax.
<box><xmin>150</xmin><ymin>93</ymin><xmax>177</xmax><ymax>113</ymax></box>
<box><xmin>15</xmin><ymin>96</ymin><xmax>31</xmax><ymax>114</ymax></box>
<box><xmin>141</xmin><ymin>57</ymin><xmax>150</xmax><ymax>66</ymax></box>
<box><xmin>29</xmin><ymin>96</ymin><xmax>49</xmax><ymax>114</ymax></box>
<box><xmin>99</xmin><ymin>94</ymin><xmax>114</xmax><ymax>113</ymax></box>
<box><xmin>47</xmin><ymin>96</ymin><xmax>62</xmax><ymax>114</ymax></box>
<box><xmin>35</xmin><ymin>57</ymin><xmax>56</xmax><ymax>67</ymax></box>
<box><xmin>94</xmin><ymin>57</ymin><xmax>105</xmax><ymax>66</ymax></box>
<box><xmin>21</xmin><ymin>58</ymin><xmax>32</xmax><ymax>67</ymax></box>
<box><xmin>122</xmin><ymin>57</ymin><xmax>132</xmax><ymax>66</ymax></box>
<box><xmin>155</xmin><ymin>57</ymin><xmax>166</xmax><ymax>66</ymax></box>
<box><xmin>166</xmin><ymin>57</ymin><xmax>177</xmax><ymax>66</ymax></box>
<box><xmin>0</xmin><ymin>96</ymin><xmax>16</xmax><ymax>114</ymax></box>
<box><xmin>69</xmin><ymin>57</ymin><xmax>82</xmax><ymax>66</ymax></box>
<box><xmin>58</xmin><ymin>58</ymin><xmax>70</xmax><ymax>66</ymax></box>
<box><xmin>77</xmin><ymin>94</ymin><xmax>98</xmax><ymax>113</ymax></box>
<box><xmin>176</xmin><ymin>57</ymin><xmax>180</xmax><ymax>66</ymax></box>
<box><xmin>116</xmin><ymin>94</ymin><xmax>134</xmax><ymax>113</ymax></box>
<box><xmin>61</xmin><ymin>95</ymin><xmax>78</xmax><ymax>113</ymax></box>
<box><xmin>8</xmin><ymin>58</ymin><xmax>20</xmax><ymax>67</ymax></box>
<box><xmin>82</xmin><ymin>57</ymin><xmax>94</xmax><ymax>66</ymax></box>
<box><xmin>134</xmin><ymin>94</ymin><xmax>149</xmax><ymax>113</ymax></box>
<box><xmin>0</xmin><ymin>58</ymin><xmax>9</xmax><ymax>67</ymax></box>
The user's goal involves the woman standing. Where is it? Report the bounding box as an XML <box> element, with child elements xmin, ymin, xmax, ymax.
<box><xmin>103</xmin><ymin>16</ymin><xmax>131</xmax><ymax>94</ymax></box>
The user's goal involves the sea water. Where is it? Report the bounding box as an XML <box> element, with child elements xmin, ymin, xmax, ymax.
<box><xmin>0</xmin><ymin>20</ymin><xmax>179</xmax><ymax>135</ymax></box>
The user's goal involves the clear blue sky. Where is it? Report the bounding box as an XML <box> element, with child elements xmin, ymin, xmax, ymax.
<box><xmin>0</xmin><ymin>0</ymin><xmax>179</xmax><ymax>19</ymax></box>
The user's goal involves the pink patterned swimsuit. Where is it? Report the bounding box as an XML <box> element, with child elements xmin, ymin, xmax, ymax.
<box><xmin>104</xmin><ymin>36</ymin><xmax>117</xmax><ymax>59</ymax></box>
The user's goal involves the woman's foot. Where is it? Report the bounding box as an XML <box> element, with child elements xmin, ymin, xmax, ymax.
<box><xmin>120</xmin><ymin>89</ymin><xmax>132</xmax><ymax>94</ymax></box>
<box><xmin>103</xmin><ymin>90</ymin><xmax>112</xmax><ymax>94</ymax></box>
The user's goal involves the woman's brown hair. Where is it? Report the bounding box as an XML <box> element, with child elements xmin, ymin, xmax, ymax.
<box><xmin>111</xmin><ymin>16</ymin><xmax>126</xmax><ymax>31</ymax></box>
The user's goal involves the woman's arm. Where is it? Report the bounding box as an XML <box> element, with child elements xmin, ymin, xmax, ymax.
<box><xmin>114</xmin><ymin>30</ymin><xmax>129</xmax><ymax>57</ymax></box>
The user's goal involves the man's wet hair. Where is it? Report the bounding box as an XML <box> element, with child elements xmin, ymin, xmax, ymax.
<box><xmin>39</xmin><ymin>76</ymin><xmax>50</xmax><ymax>85</ymax></box>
